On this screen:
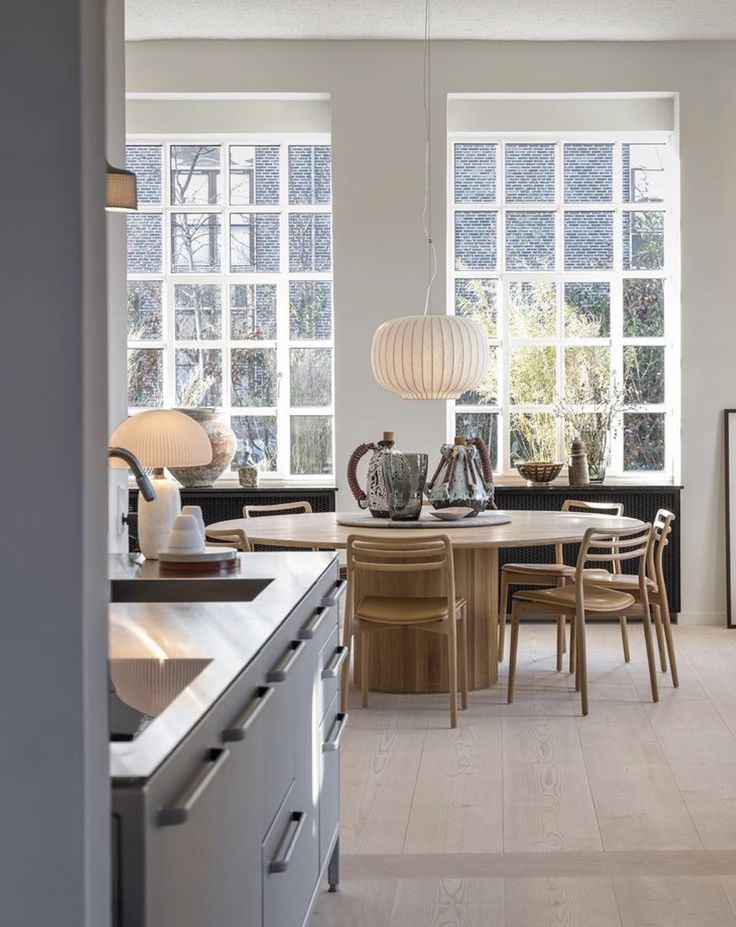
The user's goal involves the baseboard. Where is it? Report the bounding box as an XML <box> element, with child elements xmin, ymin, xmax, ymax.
<box><xmin>677</xmin><ymin>611</ymin><xmax>727</xmax><ymax>627</ymax></box>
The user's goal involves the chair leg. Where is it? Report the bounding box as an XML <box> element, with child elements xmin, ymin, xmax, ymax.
<box><xmin>652</xmin><ymin>604</ymin><xmax>668</xmax><ymax>673</ymax></box>
<box><xmin>659</xmin><ymin>596</ymin><xmax>679</xmax><ymax>688</ymax></box>
<box><xmin>458</xmin><ymin>610</ymin><xmax>469</xmax><ymax>710</ymax></box>
<box><xmin>360</xmin><ymin>631</ymin><xmax>370</xmax><ymax>709</ymax></box>
<box><xmin>569</xmin><ymin>611</ymin><xmax>577</xmax><ymax>676</ymax></box>
<box><xmin>619</xmin><ymin>616</ymin><xmax>631</xmax><ymax>664</ymax></box>
<box><xmin>640</xmin><ymin>604</ymin><xmax>660</xmax><ymax>704</ymax></box>
<box><xmin>498</xmin><ymin>573</ymin><xmax>510</xmax><ymax>662</ymax></box>
<box><xmin>576</xmin><ymin>609</ymin><xmax>589</xmax><ymax>716</ymax></box>
<box><xmin>507</xmin><ymin>600</ymin><xmax>521</xmax><ymax>704</ymax></box>
<box><xmin>447</xmin><ymin>624</ymin><xmax>458</xmax><ymax>729</ymax></box>
<box><xmin>556</xmin><ymin>616</ymin><xmax>565</xmax><ymax>673</ymax></box>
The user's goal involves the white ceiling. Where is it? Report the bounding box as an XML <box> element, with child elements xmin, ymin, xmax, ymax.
<box><xmin>126</xmin><ymin>0</ymin><xmax>736</xmax><ymax>42</ymax></box>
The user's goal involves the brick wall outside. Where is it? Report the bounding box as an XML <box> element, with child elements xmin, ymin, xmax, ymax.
<box><xmin>564</xmin><ymin>144</ymin><xmax>613</xmax><ymax>203</ymax></box>
<box><xmin>289</xmin><ymin>146</ymin><xmax>331</xmax><ymax>205</ymax></box>
<box><xmin>564</xmin><ymin>211</ymin><xmax>613</xmax><ymax>270</ymax></box>
<box><xmin>506</xmin><ymin>144</ymin><xmax>555</xmax><ymax>202</ymax></box>
<box><xmin>289</xmin><ymin>214</ymin><xmax>332</xmax><ymax>272</ymax></box>
<box><xmin>255</xmin><ymin>146</ymin><xmax>280</xmax><ymax>204</ymax></box>
<box><xmin>126</xmin><ymin>145</ymin><xmax>162</xmax><ymax>204</ymax></box>
<box><xmin>455</xmin><ymin>211</ymin><xmax>497</xmax><ymax>271</ymax></box>
<box><xmin>506</xmin><ymin>211</ymin><xmax>555</xmax><ymax>271</ymax></box>
<box><xmin>127</xmin><ymin>213</ymin><xmax>162</xmax><ymax>273</ymax></box>
<box><xmin>454</xmin><ymin>143</ymin><xmax>496</xmax><ymax>203</ymax></box>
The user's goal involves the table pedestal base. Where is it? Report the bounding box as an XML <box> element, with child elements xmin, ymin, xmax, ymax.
<box><xmin>352</xmin><ymin>547</ymin><xmax>499</xmax><ymax>693</ymax></box>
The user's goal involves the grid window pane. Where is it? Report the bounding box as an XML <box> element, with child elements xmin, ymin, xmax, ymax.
<box><xmin>126</xmin><ymin>145</ymin><xmax>162</xmax><ymax>205</ymax></box>
<box><xmin>171</xmin><ymin>214</ymin><xmax>220</xmax><ymax>273</ymax></box>
<box><xmin>505</xmin><ymin>211</ymin><xmax>556</xmax><ymax>271</ymax></box>
<box><xmin>505</xmin><ymin>143</ymin><xmax>555</xmax><ymax>203</ymax></box>
<box><xmin>230</xmin><ymin>284</ymin><xmax>277</xmax><ymax>340</ymax></box>
<box><xmin>231</xmin><ymin>348</ymin><xmax>277</xmax><ymax>407</ymax></box>
<box><xmin>289</xmin><ymin>145</ymin><xmax>331</xmax><ymax>205</ymax></box>
<box><xmin>128</xmin><ymin>348</ymin><xmax>163</xmax><ymax>407</ymax></box>
<box><xmin>623</xmin><ymin>278</ymin><xmax>665</xmax><ymax>337</ymax></box>
<box><xmin>231</xmin><ymin>415</ymin><xmax>277</xmax><ymax>471</ymax></box>
<box><xmin>175</xmin><ymin>348</ymin><xmax>222</xmax><ymax>407</ymax></box>
<box><xmin>230</xmin><ymin>214</ymin><xmax>280</xmax><ymax>273</ymax></box>
<box><xmin>624</xmin><ymin>345</ymin><xmax>665</xmax><ymax>404</ymax></box>
<box><xmin>564</xmin><ymin>211</ymin><xmax>613</xmax><ymax>270</ymax></box>
<box><xmin>457</xmin><ymin>346</ymin><xmax>498</xmax><ymax>406</ymax></box>
<box><xmin>509</xmin><ymin>282</ymin><xmax>557</xmax><ymax>338</ymax></box>
<box><xmin>510</xmin><ymin>346</ymin><xmax>556</xmax><ymax>405</ymax></box>
<box><xmin>455</xmin><ymin>279</ymin><xmax>497</xmax><ymax>337</ymax></box>
<box><xmin>564</xmin><ymin>346</ymin><xmax>611</xmax><ymax>401</ymax></box>
<box><xmin>564</xmin><ymin>144</ymin><xmax>613</xmax><ymax>203</ymax></box>
<box><xmin>510</xmin><ymin>413</ymin><xmax>557</xmax><ymax>463</ymax></box>
<box><xmin>564</xmin><ymin>282</ymin><xmax>610</xmax><ymax>338</ymax></box>
<box><xmin>289</xmin><ymin>214</ymin><xmax>331</xmax><ymax>272</ymax></box>
<box><xmin>623</xmin><ymin>144</ymin><xmax>666</xmax><ymax>203</ymax></box>
<box><xmin>128</xmin><ymin>281</ymin><xmax>162</xmax><ymax>340</ymax></box>
<box><xmin>230</xmin><ymin>145</ymin><xmax>280</xmax><ymax>205</ymax></box>
<box><xmin>454</xmin><ymin>412</ymin><xmax>499</xmax><ymax>471</ymax></box>
<box><xmin>290</xmin><ymin>348</ymin><xmax>332</xmax><ymax>407</ymax></box>
<box><xmin>624</xmin><ymin>412</ymin><xmax>665</xmax><ymax>471</ymax></box>
<box><xmin>289</xmin><ymin>281</ymin><xmax>332</xmax><ymax>340</ymax></box>
<box><xmin>174</xmin><ymin>284</ymin><xmax>221</xmax><ymax>341</ymax></box>
<box><xmin>290</xmin><ymin>416</ymin><xmax>333</xmax><ymax>475</ymax></box>
<box><xmin>170</xmin><ymin>145</ymin><xmax>221</xmax><ymax>205</ymax></box>
<box><xmin>623</xmin><ymin>211</ymin><xmax>664</xmax><ymax>270</ymax></box>
<box><xmin>455</xmin><ymin>211</ymin><xmax>497</xmax><ymax>271</ymax></box>
<box><xmin>127</xmin><ymin>214</ymin><xmax>162</xmax><ymax>273</ymax></box>
<box><xmin>454</xmin><ymin>143</ymin><xmax>496</xmax><ymax>204</ymax></box>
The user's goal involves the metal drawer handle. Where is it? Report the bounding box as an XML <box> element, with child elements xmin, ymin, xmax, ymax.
<box><xmin>222</xmin><ymin>687</ymin><xmax>274</xmax><ymax>742</ymax></box>
<box><xmin>321</xmin><ymin>645</ymin><xmax>349</xmax><ymax>680</ymax></box>
<box><xmin>299</xmin><ymin>606</ymin><xmax>329</xmax><ymax>640</ymax></box>
<box><xmin>323</xmin><ymin>713</ymin><xmax>349</xmax><ymax>753</ymax></box>
<box><xmin>157</xmin><ymin>748</ymin><xmax>230</xmax><ymax>827</ymax></box>
<box><xmin>320</xmin><ymin>579</ymin><xmax>347</xmax><ymax>608</ymax></box>
<box><xmin>267</xmin><ymin>640</ymin><xmax>306</xmax><ymax>683</ymax></box>
<box><xmin>268</xmin><ymin>811</ymin><xmax>306</xmax><ymax>874</ymax></box>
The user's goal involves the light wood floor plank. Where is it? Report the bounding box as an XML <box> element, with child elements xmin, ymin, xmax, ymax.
<box><xmin>505</xmin><ymin>877</ymin><xmax>622</xmax><ymax>927</ymax></box>
<box><xmin>388</xmin><ymin>878</ymin><xmax>505</xmax><ymax>927</ymax></box>
<box><xmin>613</xmin><ymin>876</ymin><xmax>736</xmax><ymax>927</ymax></box>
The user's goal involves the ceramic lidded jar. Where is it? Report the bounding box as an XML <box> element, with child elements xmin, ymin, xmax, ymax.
<box><xmin>346</xmin><ymin>431</ymin><xmax>401</xmax><ymax>518</ymax></box>
<box><xmin>169</xmin><ymin>408</ymin><xmax>237</xmax><ymax>488</ymax></box>
<box><xmin>425</xmin><ymin>436</ymin><xmax>497</xmax><ymax>515</ymax></box>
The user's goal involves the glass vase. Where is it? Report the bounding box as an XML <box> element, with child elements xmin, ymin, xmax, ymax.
<box><xmin>587</xmin><ymin>432</ymin><xmax>610</xmax><ymax>483</ymax></box>
<box><xmin>382</xmin><ymin>453</ymin><xmax>428</xmax><ymax>521</ymax></box>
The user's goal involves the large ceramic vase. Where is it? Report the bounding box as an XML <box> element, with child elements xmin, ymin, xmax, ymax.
<box><xmin>426</xmin><ymin>436</ymin><xmax>497</xmax><ymax>514</ymax></box>
<box><xmin>169</xmin><ymin>408</ymin><xmax>237</xmax><ymax>488</ymax></box>
<box><xmin>346</xmin><ymin>431</ymin><xmax>401</xmax><ymax>518</ymax></box>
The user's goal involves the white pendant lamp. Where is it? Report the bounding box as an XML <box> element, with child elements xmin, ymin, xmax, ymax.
<box><xmin>369</xmin><ymin>0</ymin><xmax>488</xmax><ymax>401</ymax></box>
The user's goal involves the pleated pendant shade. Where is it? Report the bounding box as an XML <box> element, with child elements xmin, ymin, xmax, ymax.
<box><xmin>370</xmin><ymin>314</ymin><xmax>489</xmax><ymax>400</ymax></box>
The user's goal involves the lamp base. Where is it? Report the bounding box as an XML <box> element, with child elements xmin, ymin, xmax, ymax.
<box><xmin>137</xmin><ymin>475</ymin><xmax>181</xmax><ymax>559</ymax></box>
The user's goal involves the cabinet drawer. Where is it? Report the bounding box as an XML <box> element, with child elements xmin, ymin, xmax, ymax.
<box><xmin>262</xmin><ymin>783</ymin><xmax>316</xmax><ymax>927</ymax></box>
<box><xmin>319</xmin><ymin>694</ymin><xmax>347</xmax><ymax>870</ymax></box>
<box><xmin>318</xmin><ymin>628</ymin><xmax>348</xmax><ymax>724</ymax></box>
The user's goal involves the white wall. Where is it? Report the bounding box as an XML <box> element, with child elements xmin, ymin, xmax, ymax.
<box><xmin>126</xmin><ymin>39</ymin><xmax>736</xmax><ymax>625</ymax></box>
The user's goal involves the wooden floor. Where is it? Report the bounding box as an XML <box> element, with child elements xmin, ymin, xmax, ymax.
<box><xmin>313</xmin><ymin>624</ymin><xmax>736</xmax><ymax>926</ymax></box>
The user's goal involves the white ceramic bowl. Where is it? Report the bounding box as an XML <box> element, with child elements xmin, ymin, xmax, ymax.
<box><xmin>167</xmin><ymin>513</ymin><xmax>206</xmax><ymax>552</ymax></box>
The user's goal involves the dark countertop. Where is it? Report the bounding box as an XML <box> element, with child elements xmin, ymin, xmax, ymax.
<box><xmin>108</xmin><ymin>551</ymin><xmax>336</xmax><ymax>781</ymax></box>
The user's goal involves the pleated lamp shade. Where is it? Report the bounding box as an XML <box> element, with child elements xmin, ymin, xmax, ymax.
<box><xmin>109</xmin><ymin>410</ymin><xmax>212</xmax><ymax>469</ymax></box>
<box><xmin>105</xmin><ymin>163</ymin><xmax>138</xmax><ymax>212</ymax></box>
<box><xmin>371</xmin><ymin>314</ymin><xmax>489</xmax><ymax>400</ymax></box>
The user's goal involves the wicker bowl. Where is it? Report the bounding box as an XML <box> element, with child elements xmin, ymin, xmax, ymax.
<box><xmin>515</xmin><ymin>461</ymin><xmax>563</xmax><ymax>486</ymax></box>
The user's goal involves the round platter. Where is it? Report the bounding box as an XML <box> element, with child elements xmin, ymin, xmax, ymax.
<box><xmin>336</xmin><ymin>512</ymin><xmax>512</xmax><ymax>529</ymax></box>
<box><xmin>158</xmin><ymin>545</ymin><xmax>238</xmax><ymax>563</ymax></box>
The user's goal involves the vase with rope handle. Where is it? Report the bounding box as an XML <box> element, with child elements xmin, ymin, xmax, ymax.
<box><xmin>346</xmin><ymin>431</ymin><xmax>402</xmax><ymax>518</ymax></box>
<box><xmin>425</xmin><ymin>436</ymin><xmax>497</xmax><ymax>515</ymax></box>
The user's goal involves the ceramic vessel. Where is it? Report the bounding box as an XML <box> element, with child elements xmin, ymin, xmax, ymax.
<box><xmin>167</xmin><ymin>513</ymin><xmax>205</xmax><ymax>553</ymax></box>
<box><xmin>169</xmin><ymin>408</ymin><xmax>237</xmax><ymax>488</ymax></box>
<box><xmin>382</xmin><ymin>453</ymin><xmax>428</xmax><ymax>521</ymax></box>
<box><xmin>347</xmin><ymin>431</ymin><xmax>401</xmax><ymax>518</ymax></box>
<box><xmin>426</xmin><ymin>436</ymin><xmax>496</xmax><ymax>515</ymax></box>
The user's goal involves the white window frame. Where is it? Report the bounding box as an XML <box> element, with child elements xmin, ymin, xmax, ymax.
<box><xmin>126</xmin><ymin>132</ymin><xmax>335</xmax><ymax>484</ymax></box>
<box><xmin>447</xmin><ymin>130</ymin><xmax>681</xmax><ymax>482</ymax></box>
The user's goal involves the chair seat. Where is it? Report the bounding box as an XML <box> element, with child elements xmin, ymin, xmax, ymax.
<box><xmin>581</xmin><ymin>569</ymin><xmax>656</xmax><ymax>592</ymax></box>
<box><xmin>356</xmin><ymin>595</ymin><xmax>466</xmax><ymax>624</ymax></box>
<box><xmin>503</xmin><ymin>562</ymin><xmax>575</xmax><ymax>577</ymax></box>
<box><xmin>513</xmin><ymin>584</ymin><xmax>635</xmax><ymax>613</ymax></box>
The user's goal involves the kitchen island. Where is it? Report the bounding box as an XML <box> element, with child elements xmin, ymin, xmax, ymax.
<box><xmin>109</xmin><ymin>551</ymin><xmax>346</xmax><ymax>927</ymax></box>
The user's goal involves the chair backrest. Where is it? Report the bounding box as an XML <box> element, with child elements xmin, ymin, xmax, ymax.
<box><xmin>647</xmin><ymin>508</ymin><xmax>675</xmax><ymax>592</ymax></box>
<box><xmin>243</xmin><ymin>500</ymin><xmax>313</xmax><ymax>518</ymax></box>
<box><xmin>576</xmin><ymin>523</ymin><xmax>652</xmax><ymax>603</ymax></box>
<box><xmin>346</xmin><ymin>534</ymin><xmax>455</xmax><ymax>616</ymax></box>
<box><xmin>205</xmin><ymin>527</ymin><xmax>251</xmax><ymax>552</ymax></box>
<box><xmin>562</xmin><ymin>499</ymin><xmax>624</xmax><ymax>517</ymax></box>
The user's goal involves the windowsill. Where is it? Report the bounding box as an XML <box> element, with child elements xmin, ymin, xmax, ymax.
<box><xmin>125</xmin><ymin>476</ymin><xmax>338</xmax><ymax>490</ymax></box>
<box><xmin>493</xmin><ymin>474</ymin><xmax>680</xmax><ymax>489</ymax></box>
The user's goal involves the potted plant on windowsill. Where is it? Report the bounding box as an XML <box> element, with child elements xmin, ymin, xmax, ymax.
<box><xmin>556</xmin><ymin>381</ymin><xmax>627</xmax><ymax>484</ymax></box>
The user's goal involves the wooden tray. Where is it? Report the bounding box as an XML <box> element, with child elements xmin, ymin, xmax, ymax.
<box><xmin>336</xmin><ymin>512</ymin><xmax>512</xmax><ymax>529</ymax></box>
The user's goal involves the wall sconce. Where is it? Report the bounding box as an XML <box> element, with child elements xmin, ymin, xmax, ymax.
<box><xmin>106</xmin><ymin>162</ymin><xmax>138</xmax><ymax>212</ymax></box>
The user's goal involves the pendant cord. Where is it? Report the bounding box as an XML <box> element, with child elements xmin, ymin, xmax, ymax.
<box><xmin>422</xmin><ymin>0</ymin><xmax>437</xmax><ymax>317</ymax></box>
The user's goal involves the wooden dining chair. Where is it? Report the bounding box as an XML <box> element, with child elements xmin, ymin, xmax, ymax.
<box><xmin>507</xmin><ymin>523</ymin><xmax>655</xmax><ymax>716</ymax></box>
<box><xmin>580</xmin><ymin>508</ymin><xmax>678</xmax><ymax>686</ymax></box>
<box><xmin>243</xmin><ymin>500</ymin><xmax>313</xmax><ymax>518</ymax></box>
<box><xmin>204</xmin><ymin>527</ymin><xmax>251</xmax><ymax>551</ymax></box>
<box><xmin>498</xmin><ymin>500</ymin><xmax>628</xmax><ymax>671</ymax></box>
<box><xmin>345</xmin><ymin>534</ymin><xmax>468</xmax><ymax>728</ymax></box>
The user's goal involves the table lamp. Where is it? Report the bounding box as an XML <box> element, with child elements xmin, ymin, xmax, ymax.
<box><xmin>110</xmin><ymin>410</ymin><xmax>212</xmax><ymax>559</ymax></box>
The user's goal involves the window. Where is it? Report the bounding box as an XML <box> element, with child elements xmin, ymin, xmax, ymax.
<box><xmin>449</xmin><ymin>135</ymin><xmax>677</xmax><ymax>477</ymax></box>
<box><xmin>126</xmin><ymin>137</ymin><xmax>334</xmax><ymax>479</ymax></box>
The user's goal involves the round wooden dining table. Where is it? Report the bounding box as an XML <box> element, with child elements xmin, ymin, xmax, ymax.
<box><xmin>207</xmin><ymin>509</ymin><xmax>644</xmax><ymax>693</ymax></box>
